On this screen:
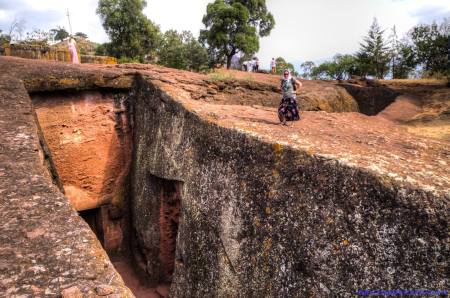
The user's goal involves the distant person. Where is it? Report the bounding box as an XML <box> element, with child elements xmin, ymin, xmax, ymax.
<box><xmin>253</xmin><ymin>57</ymin><xmax>259</xmax><ymax>72</ymax></box>
<box><xmin>278</xmin><ymin>69</ymin><xmax>302</xmax><ymax>125</ymax></box>
<box><xmin>243</xmin><ymin>60</ymin><xmax>248</xmax><ymax>71</ymax></box>
<box><xmin>68</xmin><ymin>37</ymin><xmax>79</xmax><ymax>64</ymax></box>
<box><xmin>271</xmin><ymin>58</ymin><xmax>276</xmax><ymax>74</ymax></box>
<box><xmin>246</xmin><ymin>60</ymin><xmax>254</xmax><ymax>72</ymax></box>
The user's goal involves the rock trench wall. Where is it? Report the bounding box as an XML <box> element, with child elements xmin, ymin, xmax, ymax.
<box><xmin>0</xmin><ymin>68</ymin><xmax>133</xmax><ymax>297</ymax></box>
<box><xmin>129</xmin><ymin>75</ymin><xmax>448</xmax><ymax>297</ymax></box>
<box><xmin>339</xmin><ymin>83</ymin><xmax>400</xmax><ymax>115</ymax></box>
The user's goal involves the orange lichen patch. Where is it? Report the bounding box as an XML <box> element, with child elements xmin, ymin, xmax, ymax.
<box><xmin>58</xmin><ymin>78</ymin><xmax>81</xmax><ymax>87</ymax></box>
<box><xmin>325</xmin><ymin>217</ymin><xmax>334</xmax><ymax>225</ymax></box>
<box><xmin>273</xmin><ymin>143</ymin><xmax>283</xmax><ymax>154</ymax></box>
<box><xmin>343</xmin><ymin>239</ymin><xmax>350</xmax><ymax>246</ymax></box>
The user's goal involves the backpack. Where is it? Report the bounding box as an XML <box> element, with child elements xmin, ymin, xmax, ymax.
<box><xmin>291</xmin><ymin>78</ymin><xmax>297</xmax><ymax>91</ymax></box>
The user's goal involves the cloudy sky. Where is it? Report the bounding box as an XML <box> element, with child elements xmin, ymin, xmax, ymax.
<box><xmin>0</xmin><ymin>0</ymin><xmax>449</xmax><ymax>69</ymax></box>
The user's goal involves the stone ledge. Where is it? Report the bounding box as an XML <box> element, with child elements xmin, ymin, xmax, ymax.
<box><xmin>0</xmin><ymin>71</ymin><xmax>133</xmax><ymax>297</ymax></box>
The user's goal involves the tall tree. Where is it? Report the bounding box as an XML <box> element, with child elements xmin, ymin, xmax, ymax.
<box><xmin>200</xmin><ymin>0</ymin><xmax>274</xmax><ymax>69</ymax></box>
<box><xmin>75</xmin><ymin>32</ymin><xmax>88</xmax><ymax>39</ymax></box>
<box><xmin>0</xmin><ymin>30</ymin><xmax>10</xmax><ymax>44</ymax></box>
<box><xmin>394</xmin><ymin>41</ymin><xmax>417</xmax><ymax>79</ymax></box>
<box><xmin>275</xmin><ymin>57</ymin><xmax>297</xmax><ymax>76</ymax></box>
<box><xmin>300</xmin><ymin>61</ymin><xmax>315</xmax><ymax>79</ymax></box>
<box><xmin>158</xmin><ymin>30</ymin><xmax>208</xmax><ymax>72</ymax></box>
<box><xmin>311</xmin><ymin>54</ymin><xmax>359</xmax><ymax>80</ymax></box>
<box><xmin>159</xmin><ymin>30</ymin><xmax>187</xmax><ymax>69</ymax></box>
<box><xmin>7</xmin><ymin>18</ymin><xmax>26</xmax><ymax>41</ymax></box>
<box><xmin>50</xmin><ymin>27</ymin><xmax>69</xmax><ymax>42</ymax></box>
<box><xmin>182</xmin><ymin>31</ymin><xmax>209</xmax><ymax>72</ymax></box>
<box><xmin>388</xmin><ymin>25</ymin><xmax>400</xmax><ymax>78</ymax></box>
<box><xmin>97</xmin><ymin>0</ymin><xmax>161</xmax><ymax>61</ymax></box>
<box><xmin>408</xmin><ymin>19</ymin><xmax>449</xmax><ymax>77</ymax></box>
<box><xmin>229</xmin><ymin>0</ymin><xmax>275</xmax><ymax>36</ymax></box>
<box><xmin>356</xmin><ymin>18</ymin><xmax>390</xmax><ymax>78</ymax></box>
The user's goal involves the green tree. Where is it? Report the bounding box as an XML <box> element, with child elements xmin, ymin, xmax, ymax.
<box><xmin>0</xmin><ymin>30</ymin><xmax>11</xmax><ymax>44</ymax></box>
<box><xmin>408</xmin><ymin>19</ymin><xmax>449</xmax><ymax>77</ymax></box>
<box><xmin>300</xmin><ymin>61</ymin><xmax>315</xmax><ymax>79</ymax></box>
<box><xmin>50</xmin><ymin>27</ymin><xmax>69</xmax><ymax>42</ymax></box>
<box><xmin>334</xmin><ymin>54</ymin><xmax>359</xmax><ymax>79</ymax></box>
<box><xmin>275</xmin><ymin>57</ymin><xmax>297</xmax><ymax>76</ymax></box>
<box><xmin>356</xmin><ymin>18</ymin><xmax>390</xmax><ymax>78</ymax></box>
<box><xmin>158</xmin><ymin>30</ymin><xmax>208</xmax><ymax>72</ymax></box>
<box><xmin>24</xmin><ymin>29</ymin><xmax>53</xmax><ymax>46</ymax></box>
<box><xmin>95</xmin><ymin>43</ymin><xmax>108</xmax><ymax>56</ymax></box>
<box><xmin>200</xmin><ymin>0</ymin><xmax>274</xmax><ymax>69</ymax></box>
<box><xmin>311</xmin><ymin>54</ymin><xmax>358</xmax><ymax>80</ymax></box>
<box><xmin>182</xmin><ymin>31</ymin><xmax>208</xmax><ymax>72</ymax></box>
<box><xmin>311</xmin><ymin>62</ymin><xmax>331</xmax><ymax>79</ymax></box>
<box><xmin>229</xmin><ymin>0</ymin><xmax>275</xmax><ymax>36</ymax></box>
<box><xmin>75</xmin><ymin>32</ymin><xmax>88</xmax><ymax>39</ymax></box>
<box><xmin>97</xmin><ymin>0</ymin><xmax>161</xmax><ymax>62</ymax></box>
<box><xmin>159</xmin><ymin>30</ymin><xmax>187</xmax><ymax>69</ymax></box>
<box><xmin>389</xmin><ymin>34</ymin><xmax>416</xmax><ymax>79</ymax></box>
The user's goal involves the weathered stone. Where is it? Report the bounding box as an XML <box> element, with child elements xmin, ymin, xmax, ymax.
<box><xmin>95</xmin><ymin>284</ymin><xmax>115</xmax><ymax>296</ymax></box>
<box><xmin>0</xmin><ymin>57</ymin><xmax>133</xmax><ymax>297</ymax></box>
<box><xmin>61</xmin><ymin>286</ymin><xmax>83</xmax><ymax>298</ymax></box>
<box><xmin>0</xmin><ymin>56</ymin><xmax>448</xmax><ymax>298</ymax></box>
<box><xmin>130</xmin><ymin>76</ymin><xmax>449</xmax><ymax>297</ymax></box>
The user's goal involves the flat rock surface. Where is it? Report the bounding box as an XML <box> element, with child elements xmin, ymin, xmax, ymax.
<box><xmin>178</xmin><ymin>101</ymin><xmax>449</xmax><ymax>195</ymax></box>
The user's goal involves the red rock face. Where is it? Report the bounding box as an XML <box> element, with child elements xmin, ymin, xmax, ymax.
<box><xmin>158</xmin><ymin>181</ymin><xmax>181</xmax><ymax>281</ymax></box>
<box><xmin>33</xmin><ymin>90</ymin><xmax>132</xmax><ymax>253</ymax></box>
<box><xmin>33</xmin><ymin>91</ymin><xmax>131</xmax><ymax>211</ymax></box>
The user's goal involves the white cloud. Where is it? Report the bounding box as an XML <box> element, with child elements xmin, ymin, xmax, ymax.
<box><xmin>0</xmin><ymin>10</ymin><xmax>6</xmax><ymax>21</ymax></box>
<box><xmin>145</xmin><ymin>0</ymin><xmax>211</xmax><ymax>36</ymax></box>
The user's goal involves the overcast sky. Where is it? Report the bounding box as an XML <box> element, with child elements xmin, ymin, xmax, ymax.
<box><xmin>0</xmin><ymin>0</ymin><xmax>449</xmax><ymax>69</ymax></box>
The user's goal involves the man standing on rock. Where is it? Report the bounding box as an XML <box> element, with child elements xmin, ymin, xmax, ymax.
<box><xmin>271</xmin><ymin>58</ymin><xmax>276</xmax><ymax>74</ymax></box>
<box><xmin>278</xmin><ymin>69</ymin><xmax>302</xmax><ymax>125</ymax></box>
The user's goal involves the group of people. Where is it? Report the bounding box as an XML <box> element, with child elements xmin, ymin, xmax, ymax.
<box><xmin>242</xmin><ymin>57</ymin><xmax>260</xmax><ymax>72</ymax></box>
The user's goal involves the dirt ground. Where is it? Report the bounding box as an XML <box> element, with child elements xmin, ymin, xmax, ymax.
<box><xmin>112</xmin><ymin>259</ymin><xmax>169</xmax><ymax>298</ymax></box>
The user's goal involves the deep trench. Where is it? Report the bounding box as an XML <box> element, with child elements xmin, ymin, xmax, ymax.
<box><xmin>31</xmin><ymin>89</ymin><xmax>178</xmax><ymax>298</ymax></box>
<box><xmin>29</xmin><ymin>84</ymin><xmax>402</xmax><ymax>297</ymax></box>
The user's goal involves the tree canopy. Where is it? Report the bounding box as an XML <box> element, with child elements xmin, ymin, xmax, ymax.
<box><xmin>356</xmin><ymin>18</ymin><xmax>390</xmax><ymax>79</ymax></box>
<box><xmin>158</xmin><ymin>30</ymin><xmax>208</xmax><ymax>72</ymax></box>
<box><xmin>275</xmin><ymin>57</ymin><xmax>298</xmax><ymax>76</ymax></box>
<box><xmin>50</xmin><ymin>27</ymin><xmax>69</xmax><ymax>42</ymax></box>
<box><xmin>408</xmin><ymin>19</ymin><xmax>449</xmax><ymax>77</ymax></box>
<box><xmin>300</xmin><ymin>61</ymin><xmax>315</xmax><ymax>79</ymax></box>
<box><xmin>310</xmin><ymin>54</ymin><xmax>358</xmax><ymax>80</ymax></box>
<box><xmin>96</xmin><ymin>0</ymin><xmax>161</xmax><ymax>61</ymax></box>
<box><xmin>200</xmin><ymin>0</ymin><xmax>274</xmax><ymax>69</ymax></box>
<box><xmin>75</xmin><ymin>32</ymin><xmax>88</xmax><ymax>39</ymax></box>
